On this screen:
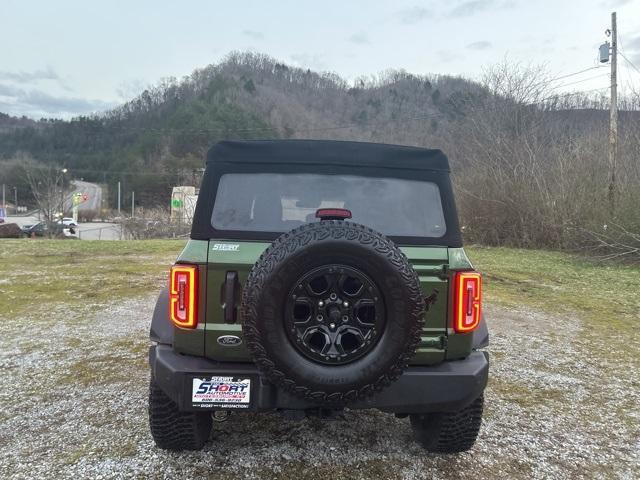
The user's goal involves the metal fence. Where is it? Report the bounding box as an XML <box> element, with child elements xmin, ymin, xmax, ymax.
<box><xmin>77</xmin><ymin>224</ymin><xmax>123</xmax><ymax>240</ymax></box>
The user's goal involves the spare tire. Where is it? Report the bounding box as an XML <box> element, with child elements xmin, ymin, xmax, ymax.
<box><xmin>241</xmin><ymin>220</ymin><xmax>425</xmax><ymax>405</ymax></box>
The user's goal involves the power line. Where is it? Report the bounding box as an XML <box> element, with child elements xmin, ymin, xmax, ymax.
<box><xmin>617</xmin><ymin>33</ymin><xmax>640</xmax><ymax>76</ymax></box>
<box><xmin>544</xmin><ymin>66</ymin><xmax>607</xmax><ymax>84</ymax></box>
<box><xmin>16</xmin><ymin>163</ymin><xmax>176</xmax><ymax>177</ymax></box>
<box><xmin>554</xmin><ymin>73</ymin><xmax>610</xmax><ymax>89</ymax></box>
<box><xmin>17</xmin><ymin>110</ymin><xmax>447</xmax><ymax>138</ymax></box>
<box><xmin>473</xmin><ymin>66</ymin><xmax>605</xmax><ymax>104</ymax></box>
<box><xmin>523</xmin><ymin>65</ymin><xmax>607</xmax><ymax>92</ymax></box>
<box><xmin>537</xmin><ymin>87</ymin><xmax>609</xmax><ymax>104</ymax></box>
<box><xmin>619</xmin><ymin>50</ymin><xmax>640</xmax><ymax>76</ymax></box>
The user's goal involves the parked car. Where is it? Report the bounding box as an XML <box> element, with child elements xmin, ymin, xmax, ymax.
<box><xmin>148</xmin><ymin>140</ymin><xmax>488</xmax><ymax>453</ymax></box>
<box><xmin>21</xmin><ymin>222</ymin><xmax>48</xmax><ymax>237</ymax></box>
<box><xmin>21</xmin><ymin>221</ymin><xmax>70</xmax><ymax>237</ymax></box>
<box><xmin>57</xmin><ymin>217</ymin><xmax>77</xmax><ymax>227</ymax></box>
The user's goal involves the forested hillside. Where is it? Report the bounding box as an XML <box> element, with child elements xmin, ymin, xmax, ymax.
<box><xmin>0</xmin><ymin>52</ymin><xmax>487</xmax><ymax>205</ymax></box>
<box><xmin>1</xmin><ymin>52</ymin><xmax>639</xmax><ymax>254</ymax></box>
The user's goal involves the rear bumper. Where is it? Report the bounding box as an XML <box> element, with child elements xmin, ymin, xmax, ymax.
<box><xmin>149</xmin><ymin>344</ymin><xmax>488</xmax><ymax>413</ymax></box>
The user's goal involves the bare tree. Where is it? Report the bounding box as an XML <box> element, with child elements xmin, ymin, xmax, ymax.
<box><xmin>21</xmin><ymin>156</ymin><xmax>69</xmax><ymax>237</ymax></box>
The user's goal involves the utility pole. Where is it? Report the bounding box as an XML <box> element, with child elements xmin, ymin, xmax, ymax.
<box><xmin>58</xmin><ymin>168</ymin><xmax>67</xmax><ymax>220</ymax></box>
<box><xmin>117</xmin><ymin>181</ymin><xmax>121</xmax><ymax>214</ymax></box>
<box><xmin>14</xmin><ymin>187</ymin><xmax>17</xmax><ymax>213</ymax></box>
<box><xmin>131</xmin><ymin>191</ymin><xmax>135</xmax><ymax>217</ymax></box>
<box><xmin>2</xmin><ymin>183</ymin><xmax>5</xmax><ymax>211</ymax></box>
<box><xmin>608</xmin><ymin>11</ymin><xmax>618</xmax><ymax>217</ymax></box>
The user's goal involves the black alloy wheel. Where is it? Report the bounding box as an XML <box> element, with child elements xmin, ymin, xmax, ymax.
<box><xmin>285</xmin><ymin>264</ymin><xmax>385</xmax><ymax>365</ymax></box>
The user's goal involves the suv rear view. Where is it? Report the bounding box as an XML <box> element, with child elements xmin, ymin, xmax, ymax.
<box><xmin>148</xmin><ymin>140</ymin><xmax>488</xmax><ymax>452</ymax></box>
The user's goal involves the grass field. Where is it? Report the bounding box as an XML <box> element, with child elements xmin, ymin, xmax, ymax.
<box><xmin>1</xmin><ymin>239</ymin><xmax>638</xmax><ymax>327</ymax></box>
<box><xmin>0</xmin><ymin>239</ymin><xmax>638</xmax><ymax>479</ymax></box>
<box><xmin>0</xmin><ymin>239</ymin><xmax>183</xmax><ymax>317</ymax></box>
<box><xmin>469</xmin><ymin>245</ymin><xmax>640</xmax><ymax>331</ymax></box>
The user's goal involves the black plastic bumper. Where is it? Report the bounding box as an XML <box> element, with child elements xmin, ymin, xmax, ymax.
<box><xmin>149</xmin><ymin>344</ymin><xmax>488</xmax><ymax>413</ymax></box>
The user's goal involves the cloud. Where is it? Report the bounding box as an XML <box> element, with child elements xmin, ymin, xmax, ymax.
<box><xmin>623</xmin><ymin>35</ymin><xmax>640</xmax><ymax>63</ymax></box>
<box><xmin>599</xmin><ymin>0</ymin><xmax>632</xmax><ymax>7</ymax></box>
<box><xmin>348</xmin><ymin>32</ymin><xmax>370</xmax><ymax>45</ymax></box>
<box><xmin>626</xmin><ymin>35</ymin><xmax>640</xmax><ymax>51</ymax></box>
<box><xmin>116</xmin><ymin>79</ymin><xmax>147</xmax><ymax>101</ymax></box>
<box><xmin>22</xmin><ymin>90</ymin><xmax>114</xmax><ymax>114</ymax></box>
<box><xmin>466</xmin><ymin>40</ymin><xmax>492</xmax><ymax>50</ymax></box>
<box><xmin>0</xmin><ymin>83</ymin><xmax>23</xmax><ymax>97</ymax></box>
<box><xmin>398</xmin><ymin>1</ymin><xmax>514</xmax><ymax>23</ymax></box>
<box><xmin>242</xmin><ymin>30</ymin><xmax>264</xmax><ymax>40</ymax></box>
<box><xmin>436</xmin><ymin>50</ymin><xmax>464</xmax><ymax>63</ymax></box>
<box><xmin>448</xmin><ymin>1</ymin><xmax>494</xmax><ymax>18</ymax></box>
<box><xmin>290</xmin><ymin>53</ymin><xmax>327</xmax><ymax>70</ymax></box>
<box><xmin>396</xmin><ymin>6</ymin><xmax>433</xmax><ymax>25</ymax></box>
<box><xmin>0</xmin><ymin>65</ymin><xmax>74</xmax><ymax>93</ymax></box>
<box><xmin>0</xmin><ymin>83</ymin><xmax>115</xmax><ymax>119</ymax></box>
<box><xmin>0</xmin><ymin>65</ymin><xmax>60</xmax><ymax>83</ymax></box>
<box><xmin>446</xmin><ymin>0</ymin><xmax>515</xmax><ymax>19</ymax></box>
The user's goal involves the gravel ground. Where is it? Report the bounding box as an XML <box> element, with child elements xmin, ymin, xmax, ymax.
<box><xmin>0</xmin><ymin>296</ymin><xmax>638</xmax><ymax>480</ymax></box>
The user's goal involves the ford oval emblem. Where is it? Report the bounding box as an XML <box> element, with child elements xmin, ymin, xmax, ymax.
<box><xmin>217</xmin><ymin>335</ymin><xmax>242</xmax><ymax>347</ymax></box>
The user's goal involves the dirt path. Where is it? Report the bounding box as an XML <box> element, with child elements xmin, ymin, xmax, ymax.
<box><xmin>0</xmin><ymin>297</ymin><xmax>637</xmax><ymax>479</ymax></box>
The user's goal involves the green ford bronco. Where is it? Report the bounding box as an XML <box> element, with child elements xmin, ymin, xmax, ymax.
<box><xmin>148</xmin><ymin>140</ymin><xmax>488</xmax><ymax>452</ymax></box>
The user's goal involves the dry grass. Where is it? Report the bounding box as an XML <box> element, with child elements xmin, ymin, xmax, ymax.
<box><xmin>0</xmin><ymin>239</ymin><xmax>184</xmax><ymax>318</ymax></box>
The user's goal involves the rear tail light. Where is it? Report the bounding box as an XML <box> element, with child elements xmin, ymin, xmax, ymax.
<box><xmin>453</xmin><ymin>271</ymin><xmax>482</xmax><ymax>333</ymax></box>
<box><xmin>169</xmin><ymin>264</ymin><xmax>199</xmax><ymax>329</ymax></box>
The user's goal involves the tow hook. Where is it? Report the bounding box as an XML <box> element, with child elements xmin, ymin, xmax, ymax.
<box><xmin>211</xmin><ymin>410</ymin><xmax>230</xmax><ymax>422</ymax></box>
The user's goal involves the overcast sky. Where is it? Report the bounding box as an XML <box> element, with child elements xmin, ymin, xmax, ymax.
<box><xmin>2</xmin><ymin>0</ymin><xmax>640</xmax><ymax>119</ymax></box>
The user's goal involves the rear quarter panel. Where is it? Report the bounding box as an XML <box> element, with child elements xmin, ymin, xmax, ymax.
<box><xmin>171</xmin><ymin>240</ymin><xmax>208</xmax><ymax>356</ymax></box>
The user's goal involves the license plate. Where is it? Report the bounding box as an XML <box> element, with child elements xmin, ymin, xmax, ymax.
<box><xmin>191</xmin><ymin>377</ymin><xmax>251</xmax><ymax>409</ymax></box>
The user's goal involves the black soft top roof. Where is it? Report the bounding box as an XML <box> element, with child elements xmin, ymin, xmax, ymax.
<box><xmin>192</xmin><ymin>140</ymin><xmax>462</xmax><ymax>246</ymax></box>
<box><xmin>206</xmin><ymin>140</ymin><xmax>450</xmax><ymax>172</ymax></box>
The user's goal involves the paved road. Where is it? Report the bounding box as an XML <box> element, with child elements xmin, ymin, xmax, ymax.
<box><xmin>66</xmin><ymin>180</ymin><xmax>103</xmax><ymax>212</ymax></box>
<box><xmin>3</xmin><ymin>214</ymin><xmax>40</xmax><ymax>228</ymax></box>
<box><xmin>4</xmin><ymin>216</ymin><xmax>121</xmax><ymax>239</ymax></box>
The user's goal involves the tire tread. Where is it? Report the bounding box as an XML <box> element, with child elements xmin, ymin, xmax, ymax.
<box><xmin>410</xmin><ymin>394</ymin><xmax>484</xmax><ymax>453</ymax></box>
<box><xmin>148</xmin><ymin>377</ymin><xmax>212</xmax><ymax>451</ymax></box>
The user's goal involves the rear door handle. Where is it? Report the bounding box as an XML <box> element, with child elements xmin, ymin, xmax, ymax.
<box><xmin>222</xmin><ymin>271</ymin><xmax>240</xmax><ymax>324</ymax></box>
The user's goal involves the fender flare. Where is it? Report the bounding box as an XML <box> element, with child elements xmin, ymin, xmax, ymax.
<box><xmin>150</xmin><ymin>287</ymin><xmax>174</xmax><ymax>345</ymax></box>
<box><xmin>471</xmin><ymin>313</ymin><xmax>489</xmax><ymax>350</ymax></box>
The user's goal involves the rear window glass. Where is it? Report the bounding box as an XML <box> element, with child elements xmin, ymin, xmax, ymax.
<box><xmin>211</xmin><ymin>173</ymin><xmax>446</xmax><ymax>238</ymax></box>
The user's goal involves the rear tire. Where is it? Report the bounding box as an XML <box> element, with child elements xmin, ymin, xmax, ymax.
<box><xmin>148</xmin><ymin>377</ymin><xmax>212</xmax><ymax>451</ymax></box>
<box><xmin>409</xmin><ymin>394</ymin><xmax>483</xmax><ymax>453</ymax></box>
